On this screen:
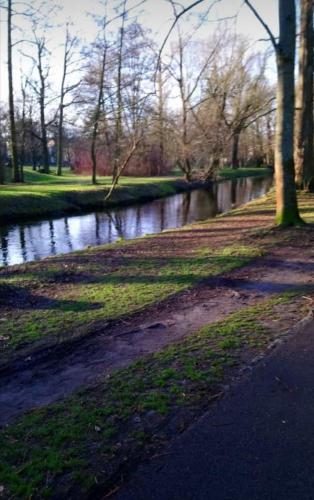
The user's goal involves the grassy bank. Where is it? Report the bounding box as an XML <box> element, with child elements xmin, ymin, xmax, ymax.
<box><xmin>218</xmin><ymin>166</ymin><xmax>272</xmax><ymax>180</ymax></box>
<box><xmin>0</xmin><ymin>167</ymin><xmax>272</xmax><ymax>223</ymax></box>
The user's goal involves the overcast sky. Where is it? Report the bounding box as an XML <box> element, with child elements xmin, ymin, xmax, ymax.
<box><xmin>0</xmin><ymin>0</ymin><xmax>278</xmax><ymax>104</ymax></box>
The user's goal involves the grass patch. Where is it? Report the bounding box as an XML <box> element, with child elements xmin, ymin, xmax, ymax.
<box><xmin>0</xmin><ymin>168</ymin><xmax>193</xmax><ymax>222</ymax></box>
<box><xmin>218</xmin><ymin>167</ymin><xmax>272</xmax><ymax>180</ymax></box>
<box><xmin>0</xmin><ymin>292</ymin><xmax>304</xmax><ymax>499</ymax></box>
<box><xmin>0</xmin><ymin>243</ymin><xmax>263</xmax><ymax>358</ymax></box>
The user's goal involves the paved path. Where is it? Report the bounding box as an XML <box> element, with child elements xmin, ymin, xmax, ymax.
<box><xmin>117</xmin><ymin>318</ymin><xmax>314</xmax><ymax>500</ymax></box>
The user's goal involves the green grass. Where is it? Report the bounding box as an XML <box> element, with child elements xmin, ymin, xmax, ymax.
<box><xmin>0</xmin><ymin>243</ymin><xmax>263</xmax><ymax>360</ymax></box>
<box><xmin>0</xmin><ymin>292</ymin><xmax>304</xmax><ymax>499</ymax></box>
<box><xmin>0</xmin><ymin>168</ymin><xmax>188</xmax><ymax>222</ymax></box>
<box><xmin>218</xmin><ymin>167</ymin><xmax>272</xmax><ymax>180</ymax></box>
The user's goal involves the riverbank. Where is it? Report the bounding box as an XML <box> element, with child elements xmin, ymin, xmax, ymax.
<box><xmin>1</xmin><ymin>188</ymin><xmax>312</xmax><ymax>499</ymax></box>
<box><xmin>0</xmin><ymin>167</ymin><xmax>272</xmax><ymax>224</ymax></box>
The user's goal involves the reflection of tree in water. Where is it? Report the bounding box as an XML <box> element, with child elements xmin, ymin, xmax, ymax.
<box><xmin>64</xmin><ymin>218</ymin><xmax>73</xmax><ymax>251</ymax></box>
<box><xmin>135</xmin><ymin>206</ymin><xmax>142</xmax><ymax>236</ymax></box>
<box><xmin>0</xmin><ymin>228</ymin><xmax>9</xmax><ymax>266</ymax></box>
<box><xmin>207</xmin><ymin>184</ymin><xmax>218</xmax><ymax>217</ymax></box>
<box><xmin>231</xmin><ymin>180</ymin><xmax>237</xmax><ymax>206</ymax></box>
<box><xmin>181</xmin><ymin>191</ymin><xmax>191</xmax><ymax>226</ymax></box>
<box><xmin>195</xmin><ymin>184</ymin><xmax>218</xmax><ymax>219</ymax></box>
<box><xmin>19</xmin><ymin>226</ymin><xmax>27</xmax><ymax>263</ymax></box>
<box><xmin>159</xmin><ymin>202</ymin><xmax>166</xmax><ymax>231</ymax></box>
<box><xmin>107</xmin><ymin>212</ymin><xmax>125</xmax><ymax>239</ymax></box>
<box><xmin>94</xmin><ymin>214</ymin><xmax>101</xmax><ymax>246</ymax></box>
<box><xmin>26</xmin><ymin>226</ymin><xmax>40</xmax><ymax>261</ymax></box>
<box><xmin>49</xmin><ymin>221</ymin><xmax>57</xmax><ymax>255</ymax></box>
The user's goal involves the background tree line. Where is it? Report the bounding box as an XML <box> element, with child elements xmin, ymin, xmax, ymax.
<box><xmin>0</xmin><ymin>0</ymin><xmax>276</xmax><ymax>185</ymax></box>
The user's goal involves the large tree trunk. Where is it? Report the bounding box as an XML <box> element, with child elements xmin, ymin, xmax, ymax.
<box><xmin>8</xmin><ymin>0</ymin><xmax>20</xmax><ymax>182</ymax></box>
<box><xmin>274</xmin><ymin>0</ymin><xmax>303</xmax><ymax>225</ymax></box>
<box><xmin>294</xmin><ymin>0</ymin><xmax>313</xmax><ymax>190</ymax></box>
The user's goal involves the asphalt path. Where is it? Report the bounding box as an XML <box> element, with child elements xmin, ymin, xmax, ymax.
<box><xmin>116</xmin><ymin>318</ymin><xmax>314</xmax><ymax>500</ymax></box>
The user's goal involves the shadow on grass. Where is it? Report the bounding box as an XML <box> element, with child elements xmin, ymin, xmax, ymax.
<box><xmin>0</xmin><ymin>283</ymin><xmax>102</xmax><ymax>311</ymax></box>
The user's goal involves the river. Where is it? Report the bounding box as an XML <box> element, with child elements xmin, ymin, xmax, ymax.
<box><xmin>0</xmin><ymin>175</ymin><xmax>273</xmax><ymax>266</ymax></box>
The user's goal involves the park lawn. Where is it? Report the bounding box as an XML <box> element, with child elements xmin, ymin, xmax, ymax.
<box><xmin>0</xmin><ymin>170</ymin><xmax>187</xmax><ymax>222</ymax></box>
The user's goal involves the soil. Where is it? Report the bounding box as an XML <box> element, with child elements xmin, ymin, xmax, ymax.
<box><xmin>1</xmin><ymin>237</ymin><xmax>313</xmax><ymax>427</ymax></box>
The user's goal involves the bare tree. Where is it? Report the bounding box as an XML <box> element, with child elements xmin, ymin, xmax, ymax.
<box><xmin>57</xmin><ymin>27</ymin><xmax>81</xmax><ymax>176</ymax></box>
<box><xmin>7</xmin><ymin>0</ymin><xmax>20</xmax><ymax>181</ymax></box>
<box><xmin>90</xmin><ymin>34</ymin><xmax>109</xmax><ymax>185</ymax></box>
<box><xmin>113</xmin><ymin>0</ymin><xmax>127</xmax><ymax>182</ymax></box>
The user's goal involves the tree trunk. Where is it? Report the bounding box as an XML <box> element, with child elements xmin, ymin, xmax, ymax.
<box><xmin>40</xmin><ymin>107</ymin><xmax>50</xmax><ymax>174</ymax></box>
<box><xmin>113</xmin><ymin>1</ymin><xmax>127</xmax><ymax>183</ymax></box>
<box><xmin>90</xmin><ymin>43</ymin><xmax>107</xmax><ymax>185</ymax></box>
<box><xmin>157</xmin><ymin>63</ymin><xmax>165</xmax><ymax>175</ymax></box>
<box><xmin>275</xmin><ymin>0</ymin><xmax>303</xmax><ymax>225</ymax></box>
<box><xmin>57</xmin><ymin>104</ymin><xmax>64</xmax><ymax>176</ymax></box>
<box><xmin>36</xmin><ymin>39</ymin><xmax>50</xmax><ymax>174</ymax></box>
<box><xmin>7</xmin><ymin>0</ymin><xmax>20</xmax><ymax>182</ymax></box>
<box><xmin>294</xmin><ymin>0</ymin><xmax>313</xmax><ymax>190</ymax></box>
<box><xmin>231</xmin><ymin>131</ymin><xmax>240</xmax><ymax>169</ymax></box>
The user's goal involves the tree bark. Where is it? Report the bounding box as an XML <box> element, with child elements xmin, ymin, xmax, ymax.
<box><xmin>8</xmin><ymin>0</ymin><xmax>20</xmax><ymax>182</ymax></box>
<box><xmin>294</xmin><ymin>0</ymin><xmax>313</xmax><ymax>190</ymax></box>
<box><xmin>274</xmin><ymin>0</ymin><xmax>303</xmax><ymax>225</ymax></box>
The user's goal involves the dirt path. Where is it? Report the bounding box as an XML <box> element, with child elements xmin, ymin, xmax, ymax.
<box><xmin>1</xmin><ymin>242</ymin><xmax>313</xmax><ymax>427</ymax></box>
<box><xmin>115</xmin><ymin>317</ymin><xmax>314</xmax><ymax>500</ymax></box>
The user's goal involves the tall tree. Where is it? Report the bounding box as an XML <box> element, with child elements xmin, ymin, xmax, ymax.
<box><xmin>294</xmin><ymin>0</ymin><xmax>314</xmax><ymax>190</ymax></box>
<box><xmin>113</xmin><ymin>0</ymin><xmax>127</xmax><ymax>182</ymax></box>
<box><xmin>90</xmin><ymin>37</ymin><xmax>108</xmax><ymax>185</ymax></box>
<box><xmin>245</xmin><ymin>0</ymin><xmax>303</xmax><ymax>226</ymax></box>
<box><xmin>57</xmin><ymin>27</ymin><xmax>80</xmax><ymax>176</ymax></box>
<box><xmin>7</xmin><ymin>0</ymin><xmax>21</xmax><ymax>182</ymax></box>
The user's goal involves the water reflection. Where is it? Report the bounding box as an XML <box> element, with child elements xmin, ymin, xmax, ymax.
<box><xmin>0</xmin><ymin>176</ymin><xmax>272</xmax><ymax>266</ymax></box>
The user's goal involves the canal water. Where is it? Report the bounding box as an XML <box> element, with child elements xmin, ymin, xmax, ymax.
<box><xmin>0</xmin><ymin>175</ymin><xmax>272</xmax><ymax>267</ymax></box>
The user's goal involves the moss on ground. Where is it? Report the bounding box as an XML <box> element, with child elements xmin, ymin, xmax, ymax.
<box><xmin>0</xmin><ymin>292</ymin><xmax>305</xmax><ymax>499</ymax></box>
<box><xmin>0</xmin><ymin>243</ymin><xmax>262</xmax><ymax>358</ymax></box>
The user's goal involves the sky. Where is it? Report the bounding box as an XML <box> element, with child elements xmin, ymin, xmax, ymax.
<box><xmin>0</xmin><ymin>0</ymin><xmax>279</xmax><ymax>105</ymax></box>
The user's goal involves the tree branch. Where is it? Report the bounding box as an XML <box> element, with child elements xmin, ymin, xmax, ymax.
<box><xmin>244</xmin><ymin>0</ymin><xmax>277</xmax><ymax>50</ymax></box>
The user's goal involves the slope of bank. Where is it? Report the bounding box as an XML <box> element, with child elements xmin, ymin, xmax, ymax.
<box><xmin>0</xmin><ymin>167</ymin><xmax>272</xmax><ymax>224</ymax></box>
